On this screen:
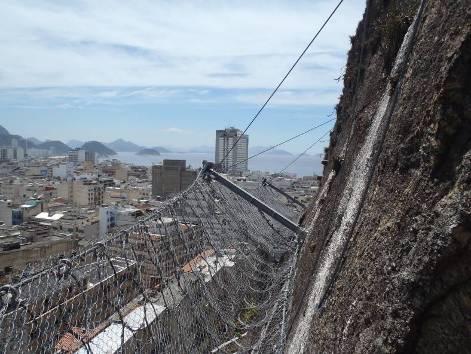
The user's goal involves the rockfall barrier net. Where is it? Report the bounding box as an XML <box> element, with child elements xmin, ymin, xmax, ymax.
<box><xmin>0</xmin><ymin>177</ymin><xmax>302</xmax><ymax>353</ymax></box>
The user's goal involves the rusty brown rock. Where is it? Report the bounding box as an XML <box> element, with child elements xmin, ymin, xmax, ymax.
<box><xmin>288</xmin><ymin>0</ymin><xmax>470</xmax><ymax>353</ymax></box>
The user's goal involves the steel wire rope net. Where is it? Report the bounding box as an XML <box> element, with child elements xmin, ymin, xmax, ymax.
<box><xmin>0</xmin><ymin>0</ymin><xmax>349</xmax><ymax>348</ymax></box>
<box><xmin>0</xmin><ymin>177</ymin><xmax>300</xmax><ymax>353</ymax></box>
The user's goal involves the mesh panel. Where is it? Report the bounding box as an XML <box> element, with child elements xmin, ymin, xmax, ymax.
<box><xmin>0</xmin><ymin>179</ymin><xmax>300</xmax><ymax>353</ymax></box>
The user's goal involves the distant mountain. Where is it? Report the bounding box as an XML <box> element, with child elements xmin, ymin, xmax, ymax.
<box><xmin>152</xmin><ymin>146</ymin><xmax>172</xmax><ymax>153</ymax></box>
<box><xmin>27</xmin><ymin>137</ymin><xmax>42</xmax><ymax>145</ymax></box>
<box><xmin>106</xmin><ymin>139</ymin><xmax>143</xmax><ymax>152</ymax></box>
<box><xmin>0</xmin><ymin>127</ymin><xmax>69</xmax><ymax>156</ymax></box>
<box><xmin>37</xmin><ymin>141</ymin><xmax>71</xmax><ymax>155</ymax></box>
<box><xmin>67</xmin><ymin>139</ymin><xmax>84</xmax><ymax>149</ymax></box>
<box><xmin>0</xmin><ymin>125</ymin><xmax>10</xmax><ymax>136</ymax></box>
<box><xmin>82</xmin><ymin>141</ymin><xmax>116</xmax><ymax>157</ymax></box>
<box><xmin>249</xmin><ymin>146</ymin><xmax>293</xmax><ymax>156</ymax></box>
<box><xmin>0</xmin><ymin>133</ymin><xmax>32</xmax><ymax>150</ymax></box>
<box><xmin>136</xmin><ymin>148</ymin><xmax>160</xmax><ymax>156</ymax></box>
<box><xmin>0</xmin><ymin>125</ymin><xmax>36</xmax><ymax>149</ymax></box>
<box><xmin>26</xmin><ymin>137</ymin><xmax>43</xmax><ymax>146</ymax></box>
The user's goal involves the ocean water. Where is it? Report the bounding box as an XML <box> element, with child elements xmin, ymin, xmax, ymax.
<box><xmin>105</xmin><ymin>152</ymin><xmax>323</xmax><ymax>177</ymax></box>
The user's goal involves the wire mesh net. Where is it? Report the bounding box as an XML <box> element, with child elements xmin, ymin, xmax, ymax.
<box><xmin>0</xmin><ymin>178</ymin><xmax>301</xmax><ymax>353</ymax></box>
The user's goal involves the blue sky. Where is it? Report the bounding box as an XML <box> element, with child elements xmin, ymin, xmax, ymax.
<box><xmin>0</xmin><ymin>0</ymin><xmax>365</xmax><ymax>153</ymax></box>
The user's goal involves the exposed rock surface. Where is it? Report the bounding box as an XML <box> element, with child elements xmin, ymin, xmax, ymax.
<box><xmin>288</xmin><ymin>0</ymin><xmax>470</xmax><ymax>353</ymax></box>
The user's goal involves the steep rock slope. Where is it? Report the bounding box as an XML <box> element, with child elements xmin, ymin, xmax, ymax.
<box><xmin>288</xmin><ymin>0</ymin><xmax>470</xmax><ymax>353</ymax></box>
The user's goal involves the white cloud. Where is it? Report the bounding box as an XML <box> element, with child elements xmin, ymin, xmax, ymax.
<box><xmin>236</xmin><ymin>89</ymin><xmax>341</xmax><ymax>106</ymax></box>
<box><xmin>0</xmin><ymin>0</ymin><xmax>365</xmax><ymax>92</ymax></box>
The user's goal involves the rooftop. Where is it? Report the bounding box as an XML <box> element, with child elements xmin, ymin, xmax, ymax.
<box><xmin>35</xmin><ymin>212</ymin><xmax>64</xmax><ymax>221</ymax></box>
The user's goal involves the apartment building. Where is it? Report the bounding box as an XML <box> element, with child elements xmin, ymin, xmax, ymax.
<box><xmin>98</xmin><ymin>205</ymin><xmax>144</xmax><ymax>238</ymax></box>
<box><xmin>151</xmin><ymin>160</ymin><xmax>197</xmax><ymax>199</ymax></box>
<box><xmin>68</xmin><ymin>149</ymin><xmax>96</xmax><ymax>165</ymax></box>
<box><xmin>215</xmin><ymin>127</ymin><xmax>249</xmax><ymax>175</ymax></box>
<box><xmin>0</xmin><ymin>141</ymin><xmax>25</xmax><ymax>162</ymax></box>
<box><xmin>57</xmin><ymin>179</ymin><xmax>104</xmax><ymax>208</ymax></box>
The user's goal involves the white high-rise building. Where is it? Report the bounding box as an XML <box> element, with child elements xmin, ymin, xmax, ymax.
<box><xmin>0</xmin><ymin>139</ymin><xmax>25</xmax><ymax>162</ymax></box>
<box><xmin>68</xmin><ymin>148</ymin><xmax>96</xmax><ymax>165</ymax></box>
<box><xmin>215</xmin><ymin>127</ymin><xmax>249</xmax><ymax>175</ymax></box>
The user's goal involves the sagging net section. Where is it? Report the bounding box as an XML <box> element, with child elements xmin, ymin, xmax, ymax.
<box><xmin>0</xmin><ymin>178</ymin><xmax>300</xmax><ymax>353</ymax></box>
<box><xmin>249</xmin><ymin>183</ymin><xmax>303</xmax><ymax>223</ymax></box>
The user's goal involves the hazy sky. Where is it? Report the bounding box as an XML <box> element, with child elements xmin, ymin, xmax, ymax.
<box><xmin>0</xmin><ymin>0</ymin><xmax>365</xmax><ymax>152</ymax></box>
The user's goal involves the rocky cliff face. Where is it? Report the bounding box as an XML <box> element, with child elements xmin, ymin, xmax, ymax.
<box><xmin>287</xmin><ymin>0</ymin><xmax>470</xmax><ymax>353</ymax></box>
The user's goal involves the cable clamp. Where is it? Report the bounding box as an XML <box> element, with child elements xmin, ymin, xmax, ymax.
<box><xmin>57</xmin><ymin>258</ymin><xmax>73</xmax><ymax>278</ymax></box>
<box><xmin>0</xmin><ymin>285</ymin><xmax>19</xmax><ymax>311</ymax></box>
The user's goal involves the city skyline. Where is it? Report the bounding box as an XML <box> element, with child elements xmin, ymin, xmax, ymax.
<box><xmin>0</xmin><ymin>0</ymin><xmax>365</xmax><ymax>153</ymax></box>
<box><xmin>0</xmin><ymin>121</ymin><xmax>325</xmax><ymax>157</ymax></box>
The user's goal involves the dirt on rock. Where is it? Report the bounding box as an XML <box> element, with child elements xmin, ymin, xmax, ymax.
<box><xmin>287</xmin><ymin>0</ymin><xmax>470</xmax><ymax>353</ymax></box>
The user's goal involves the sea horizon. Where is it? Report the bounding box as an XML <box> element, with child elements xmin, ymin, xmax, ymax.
<box><xmin>102</xmin><ymin>151</ymin><xmax>323</xmax><ymax>177</ymax></box>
